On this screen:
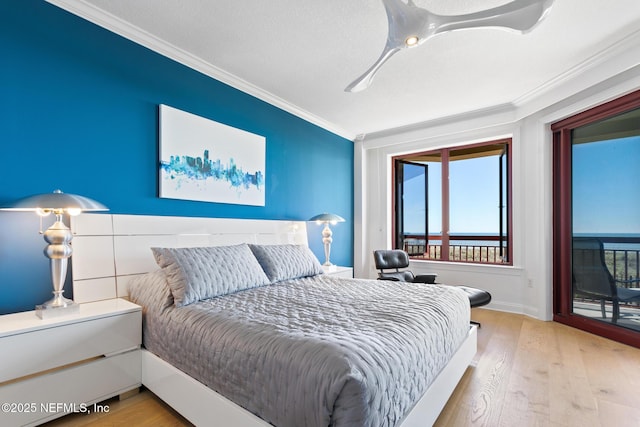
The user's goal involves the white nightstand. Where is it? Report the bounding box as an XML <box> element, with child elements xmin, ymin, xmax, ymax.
<box><xmin>0</xmin><ymin>299</ymin><xmax>142</xmax><ymax>426</ymax></box>
<box><xmin>323</xmin><ymin>265</ymin><xmax>354</xmax><ymax>278</ymax></box>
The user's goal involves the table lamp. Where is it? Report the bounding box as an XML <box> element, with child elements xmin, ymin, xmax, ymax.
<box><xmin>2</xmin><ymin>190</ymin><xmax>108</xmax><ymax>318</ymax></box>
<box><xmin>308</xmin><ymin>213</ymin><xmax>345</xmax><ymax>267</ymax></box>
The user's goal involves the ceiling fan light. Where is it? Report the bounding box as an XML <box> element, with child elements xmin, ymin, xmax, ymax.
<box><xmin>405</xmin><ymin>35</ymin><xmax>419</xmax><ymax>46</ymax></box>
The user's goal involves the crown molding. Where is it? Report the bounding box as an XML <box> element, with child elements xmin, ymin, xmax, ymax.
<box><xmin>362</xmin><ymin>103</ymin><xmax>517</xmax><ymax>150</ymax></box>
<box><xmin>44</xmin><ymin>1</ymin><xmax>640</xmax><ymax>144</ymax></box>
<box><xmin>513</xmin><ymin>27</ymin><xmax>640</xmax><ymax>119</ymax></box>
<box><xmin>45</xmin><ymin>0</ymin><xmax>356</xmax><ymax>141</ymax></box>
<box><xmin>364</xmin><ymin>27</ymin><xmax>640</xmax><ymax>149</ymax></box>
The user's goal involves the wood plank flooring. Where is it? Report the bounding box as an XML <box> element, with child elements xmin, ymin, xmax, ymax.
<box><xmin>435</xmin><ymin>309</ymin><xmax>640</xmax><ymax>427</ymax></box>
<box><xmin>44</xmin><ymin>309</ymin><xmax>640</xmax><ymax>427</ymax></box>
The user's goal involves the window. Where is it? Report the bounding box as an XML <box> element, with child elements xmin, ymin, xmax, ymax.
<box><xmin>393</xmin><ymin>139</ymin><xmax>512</xmax><ymax>265</ymax></box>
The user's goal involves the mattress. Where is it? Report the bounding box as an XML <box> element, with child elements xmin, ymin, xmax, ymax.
<box><xmin>129</xmin><ymin>273</ymin><xmax>470</xmax><ymax>427</ymax></box>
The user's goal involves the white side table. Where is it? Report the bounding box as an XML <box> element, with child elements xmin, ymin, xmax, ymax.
<box><xmin>0</xmin><ymin>299</ymin><xmax>142</xmax><ymax>426</ymax></box>
<box><xmin>323</xmin><ymin>265</ymin><xmax>354</xmax><ymax>278</ymax></box>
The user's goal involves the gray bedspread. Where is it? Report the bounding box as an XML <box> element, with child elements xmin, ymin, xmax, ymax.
<box><xmin>130</xmin><ymin>273</ymin><xmax>470</xmax><ymax>427</ymax></box>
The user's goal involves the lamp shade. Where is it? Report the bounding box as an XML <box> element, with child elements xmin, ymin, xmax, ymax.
<box><xmin>2</xmin><ymin>189</ymin><xmax>108</xmax><ymax>213</ymax></box>
<box><xmin>308</xmin><ymin>213</ymin><xmax>345</xmax><ymax>224</ymax></box>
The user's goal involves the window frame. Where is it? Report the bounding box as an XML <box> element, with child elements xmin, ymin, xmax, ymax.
<box><xmin>392</xmin><ymin>138</ymin><xmax>513</xmax><ymax>266</ymax></box>
<box><xmin>394</xmin><ymin>159</ymin><xmax>429</xmax><ymax>255</ymax></box>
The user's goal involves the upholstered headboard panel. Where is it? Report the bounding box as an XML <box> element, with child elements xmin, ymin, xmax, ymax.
<box><xmin>70</xmin><ymin>214</ymin><xmax>308</xmax><ymax>303</ymax></box>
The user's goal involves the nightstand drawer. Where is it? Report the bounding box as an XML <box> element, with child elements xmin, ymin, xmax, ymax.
<box><xmin>0</xmin><ymin>310</ymin><xmax>141</xmax><ymax>383</ymax></box>
<box><xmin>0</xmin><ymin>349</ymin><xmax>141</xmax><ymax>426</ymax></box>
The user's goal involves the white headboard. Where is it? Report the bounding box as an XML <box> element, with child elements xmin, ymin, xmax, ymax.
<box><xmin>70</xmin><ymin>214</ymin><xmax>309</xmax><ymax>304</ymax></box>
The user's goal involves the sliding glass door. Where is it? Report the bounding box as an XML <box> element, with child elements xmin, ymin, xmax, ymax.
<box><xmin>553</xmin><ymin>90</ymin><xmax>640</xmax><ymax>348</ymax></box>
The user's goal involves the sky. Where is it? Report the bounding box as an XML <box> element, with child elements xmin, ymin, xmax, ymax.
<box><xmin>572</xmin><ymin>135</ymin><xmax>640</xmax><ymax>234</ymax></box>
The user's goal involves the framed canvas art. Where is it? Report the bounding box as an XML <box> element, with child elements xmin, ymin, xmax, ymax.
<box><xmin>159</xmin><ymin>104</ymin><xmax>266</xmax><ymax>206</ymax></box>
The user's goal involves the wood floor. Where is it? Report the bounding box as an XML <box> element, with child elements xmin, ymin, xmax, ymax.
<box><xmin>45</xmin><ymin>309</ymin><xmax>640</xmax><ymax>427</ymax></box>
<box><xmin>435</xmin><ymin>309</ymin><xmax>640</xmax><ymax>427</ymax></box>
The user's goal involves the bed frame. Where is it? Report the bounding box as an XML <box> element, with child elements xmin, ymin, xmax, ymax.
<box><xmin>70</xmin><ymin>213</ymin><xmax>477</xmax><ymax>427</ymax></box>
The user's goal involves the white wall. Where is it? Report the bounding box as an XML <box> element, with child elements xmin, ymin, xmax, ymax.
<box><xmin>355</xmin><ymin>33</ymin><xmax>640</xmax><ymax>320</ymax></box>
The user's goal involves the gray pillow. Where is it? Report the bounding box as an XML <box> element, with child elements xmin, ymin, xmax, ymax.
<box><xmin>249</xmin><ymin>244</ymin><xmax>323</xmax><ymax>283</ymax></box>
<box><xmin>151</xmin><ymin>244</ymin><xmax>270</xmax><ymax>307</ymax></box>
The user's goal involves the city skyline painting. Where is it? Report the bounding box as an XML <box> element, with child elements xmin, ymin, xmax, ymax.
<box><xmin>159</xmin><ymin>104</ymin><xmax>266</xmax><ymax>206</ymax></box>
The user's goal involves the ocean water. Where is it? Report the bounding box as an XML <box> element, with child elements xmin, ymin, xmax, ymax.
<box><xmin>404</xmin><ymin>233</ymin><xmax>505</xmax><ymax>247</ymax></box>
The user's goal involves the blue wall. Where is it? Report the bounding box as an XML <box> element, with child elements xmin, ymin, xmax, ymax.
<box><xmin>0</xmin><ymin>1</ymin><xmax>353</xmax><ymax>314</ymax></box>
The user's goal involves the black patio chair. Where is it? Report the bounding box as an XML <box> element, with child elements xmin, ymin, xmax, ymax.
<box><xmin>572</xmin><ymin>237</ymin><xmax>640</xmax><ymax>323</ymax></box>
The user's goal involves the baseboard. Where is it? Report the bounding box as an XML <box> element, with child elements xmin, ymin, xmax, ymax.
<box><xmin>476</xmin><ymin>301</ymin><xmax>525</xmax><ymax>315</ymax></box>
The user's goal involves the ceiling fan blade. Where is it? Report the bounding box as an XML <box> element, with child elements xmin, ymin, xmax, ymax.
<box><xmin>431</xmin><ymin>0</ymin><xmax>554</xmax><ymax>36</ymax></box>
<box><xmin>345</xmin><ymin>0</ymin><xmax>426</xmax><ymax>92</ymax></box>
<box><xmin>344</xmin><ymin>45</ymin><xmax>400</xmax><ymax>93</ymax></box>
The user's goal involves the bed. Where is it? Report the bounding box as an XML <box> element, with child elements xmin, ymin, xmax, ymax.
<box><xmin>70</xmin><ymin>214</ymin><xmax>477</xmax><ymax>427</ymax></box>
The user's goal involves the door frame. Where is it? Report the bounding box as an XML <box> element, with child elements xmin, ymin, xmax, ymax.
<box><xmin>552</xmin><ymin>88</ymin><xmax>640</xmax><ymax>349</ymax></box>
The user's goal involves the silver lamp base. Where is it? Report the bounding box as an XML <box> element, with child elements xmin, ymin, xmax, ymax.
<box><xmin>36</xmin><ymin>214</ymin><xmax>78</xmax><ymax>320</ymax></box>
<box><xmin>36</xmin><ymin>296</ymin><xmax>79</xmax><ymax>319</ymax></box>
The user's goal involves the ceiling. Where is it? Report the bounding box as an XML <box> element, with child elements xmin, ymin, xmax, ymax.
<box><xmin>49</xmin><ymin>0</ymin><xmax>640</xmax><ymax>140</ymax></box>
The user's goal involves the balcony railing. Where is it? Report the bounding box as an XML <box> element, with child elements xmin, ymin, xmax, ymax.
<box><xmin>403</xmin><ymin>234</ymin><xmax>640</xmax><ymax>279</ymax></box>
<box><xmin>403</xmin><ymin>234</ymin><xmax>508</xmax><ymax>264</ymax></box>
<box><xmin>574</xmin><ymin>236</ymin><xmax>640</xmax><ymax>316</ymax></box>
<box><xmin>593</xmin><ymin>235</ymin><xmax>640</xmax><ymax>286</ymax></box>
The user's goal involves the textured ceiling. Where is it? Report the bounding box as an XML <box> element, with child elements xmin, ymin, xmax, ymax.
<box><xmin>50</xmin><ymin>0</ymin><xmax>640</xmax><ymax>139</ymax></box>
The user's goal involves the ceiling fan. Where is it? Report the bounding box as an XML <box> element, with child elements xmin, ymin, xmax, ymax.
<box><xmin>345</xmin><ymin>0</ymin><xmax>555</xmax><ymax>92</ymax></box>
